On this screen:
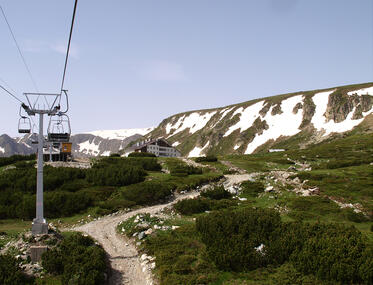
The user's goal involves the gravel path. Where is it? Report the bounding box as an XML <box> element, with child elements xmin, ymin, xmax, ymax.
<box><xmin>72</xmin><ymin>191</ymin><xmax>199</xmax><ymax>285</ymax></box>
<box><xmin>72</xmin><ymin>158</ymin><xmax>250</xmax><ymax>285</ymax></box>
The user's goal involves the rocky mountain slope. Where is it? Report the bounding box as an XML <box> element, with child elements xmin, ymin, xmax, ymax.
<box><xmin>2</xmin><ymin>83</ymin><xmax>373</xmax><ymax>158</ymax></box>
<box><xmin>0</xmin><ymin>128</ymin><xmax>153</xmax><ymax>157</ymax></box>
<box><xmin>147</xmin><ymin>82</ymin><xmax>373</xmax><ymax>157</ymax></box>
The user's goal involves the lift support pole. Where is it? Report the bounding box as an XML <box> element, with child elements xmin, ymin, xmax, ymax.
<box><xmin>32</xmin><ymin>112</ymin><xmax>48</xmax><ymax>234</ymax></box>
<box><xmin>32</xmin><ymin>112</ymin><xmax>48</xmax><ymax>235</ymax></box>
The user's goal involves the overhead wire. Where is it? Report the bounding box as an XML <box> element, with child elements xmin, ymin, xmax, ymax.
<box><xmin>0</xmin><ymin>4</ymin><xmax>53</xmax><ymax>110</ymax></box>
<box><xmin>0</xmin><ymin>76</ymin><xmax>18</xmax><ymax>95</ymax></box>
<box><xmin>0</xmin><ymin>84</ymin><xmax>23</xmax><ymax>103</ymax></box>
<box><xmin>0</xmin><ymin>4</ymin><xmax>39</xmax><ymax>93</ymax></box>
<box><xmin>59</xmin><ymin>0</ymin><xmax>78</xmax><ymax>105</ymax></box>
<box><xmin>0</xmin><ymin>81</ymin><xmax>38</xmax><ymax>131</ymax></box>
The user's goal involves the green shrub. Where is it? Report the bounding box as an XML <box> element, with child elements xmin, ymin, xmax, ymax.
<box><xmin>174</xmin><ymin>198</ymin><xmax>210</xmax><ymax>215</ymax></box>
<box><xmin>121</xmin><ymin>181</ymin><xmax>175</xmax><ymax>205</ymax></box>
<box><xmin>342</xmin><ymin>208</ymin><xmax>369</xmax><ymax>223</ymax></box>
<box><xmin>209</xmin><ymin>199</ymin><xmax>237</xmax><ymax>211</ymax></box>
<box><xmin>170</xmin><ymin>165</ymin><xmax>203</xmax><ymax>177</ymax></box>
<box><xmin>196</xmin><ymin>208</ymin><xmax>281</xmax><ymax>271</ymax></box>
<box><xmin>290</xmin><ymin>224</ymin><xmax>371</xmax><ymax>284</ymax></box>
<box><xmin>200</xmin><ymin>186</ymin><xmax>231</xmax><ymax>200</ymax></box>
<box><xmin>42</xmin><ymin>233</ymin><xmax>106</xmax><ymax>285</ymax></box>
<box><xmin>0</xmin><ymin>254</ymin><xmax>34</xmax><ymax>284</ymax></box>
<box><xmin>195</xmin><ymin>155</ymin><xmax>218</xmax><ymax>163</ymax></box>
<box><xmin>240</xmin><ymin>180</ymin><xmax>265</xmax><ymax>197</ymax></box>
<box><xmin>128</xmin><ymin>152</ymin><xmax>156</xmax><ymax>157</ymax></box>
<box><xmin>87</xmin><ymin>163</ymin><xmax>146</xmax><ymax>187</ymax></box>
<box><xmin>0</xmin><ymin>154</ymin><xmax>36</xmax><ymax>167</ymax></box>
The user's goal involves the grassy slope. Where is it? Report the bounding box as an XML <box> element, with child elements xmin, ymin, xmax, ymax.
<box><xmin>135</xmin><ymin>133</ymin><xmax>372</xmax><ymax>284</ymax></box>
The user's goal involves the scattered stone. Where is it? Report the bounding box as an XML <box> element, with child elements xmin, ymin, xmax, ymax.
<box><xmin>145</xmin><ymin>228</ymin><xmax>153</xmax><ymax>235</ymax></box>
<box><xmin>138</xmin><ymin>232</ymin><xmax>146</xmax><ymax>240</ymax></box>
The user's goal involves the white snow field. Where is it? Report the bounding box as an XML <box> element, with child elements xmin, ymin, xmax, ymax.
<box><xmin>0</xmin><ymin>146</ymin><xmax>4</xmax><ymax>153</ymax></box>
<box><xmin>245</xmin><ymin>95</ymin><xmax>304</xmax><ymax>154</ymax></box>
<box><xmin>188</xmin><ymin>141</ymin><xmax>210</xmax><ymax>157</ymax></box>
<box><xmin>347</xmin><ymin>86</ymin><xmax>373</xmax><ymax>96</ymax></box>
<box><xmin>166</xmin><ymin>111</ymin><xmax>217</xmax><ymax>137</ymax></box>
<box><xmin>86</xmin><ymin>127</ymin><xmax>154</xmax><ymax>140</ymax></box>
<box><xmin>224</xmin><ymin>101</ymin><xmax>265</xmax><ymax>137</ymax></box>
<box><xmin>78</xmin><ymin>140</ymin><xmax>101</xmax><ymax>155</ymax></box>
<box><xmin>311</xmin><ymin>90</ymin><xmax>373</xmax><ymax>136</ymax></box>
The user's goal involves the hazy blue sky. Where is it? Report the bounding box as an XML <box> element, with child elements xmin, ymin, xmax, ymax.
<box><xmin>1</xmin><ymin>0</ymin><xmax>372</xmax><ymax>136</ymax></box>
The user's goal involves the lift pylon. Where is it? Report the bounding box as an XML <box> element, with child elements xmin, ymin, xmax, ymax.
<box><xmin>21</xmin><ymin>93</ymin><xmax>60</xmax><ymax>235</ymax></box>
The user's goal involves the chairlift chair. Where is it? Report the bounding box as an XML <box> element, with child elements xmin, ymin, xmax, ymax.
<box><xmin>47</xmin><ymin>114</ymin><xmax>71</xmax><ymax>142</ymax></box>
<box><xmin>18</xmin><ymin>116</ymin><xmax>32</xmax><ymax>134</ymax></box>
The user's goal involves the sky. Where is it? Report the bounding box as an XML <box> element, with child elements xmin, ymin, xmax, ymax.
<box><xmin>0</xmin><ymin>0</ymin><xmax>372</xmax><ymax>136</ymax></box>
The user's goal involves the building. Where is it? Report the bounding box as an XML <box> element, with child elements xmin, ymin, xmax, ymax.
<box><xmin>43</xmin><ymin>142</ymin><xmax>72</xmax><ymax>162</ymax></box>
<box><xmin>134</xmin><ymin>138</ymin><xmax>181</xmax><ymax>157</ymax></box>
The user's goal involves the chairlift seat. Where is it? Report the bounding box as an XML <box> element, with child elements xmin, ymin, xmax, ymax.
<box><xmin>19</xmin><ymin>129</ymin><xmax>31</xmax><ymax>134</ymax></box>
<box><xmin>48</xmin><ymin>133</ymin><xmax>70</xmax><ymax>142</ymax></box>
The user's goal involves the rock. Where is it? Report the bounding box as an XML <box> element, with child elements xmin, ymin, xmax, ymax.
<box><xmin>137</xmin><ymin>222</ymin><xmax>150</xmax><ymax>229</ymax></box>
<box><xmin>265</xmin><ymin>186</ymin><xmax>274</xmax><ymax>192</ymax></box>
<box><xmin>138</xmin><ymin>232</ymin><xmax>146</xmax><ymax>240</ymax></box>
<box><xmin>150</xmin><ymin>262</ymin><xmax>156</xmax><ymax>269</ymax></box>
<box><xmin>132</xmin><ymin>232</ymin><xmax>138</xmax><ymax>237</ymax></box>
<box><xmin>145</xmin><ymin>228</ymin><xmax>153</xmax><ymax>235</ymax></box>
<box><xmin>171</xmin><ymin>226</ymin><xmax>180</xmax><ymax>230</ymax></box>
<box><xmin>141</xmin><ymin>254</ymin><xmax>148</xmax><ymax>261</ymax></box>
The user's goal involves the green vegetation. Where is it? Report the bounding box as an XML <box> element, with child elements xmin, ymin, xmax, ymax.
<box><xmin>0</xmin><ymin>254</ymin><xmax>34</xmax><ymax>284</ymax></box>
<box><xmin>0</xmin><ymin>154</ymin><xmax>36</xmax><ymax>168</ymax></box>
<box><xmin>195</xmin><ymin>155</ymin><xmax>218</xmax><ymax>163</ymax></box>
<box><xmin>0</xmin><ymin>157</ymin><xmax>165</xmax><ymax>220</ymax></box>
<box><xmin>128</xmin><ymin>152</ymin><xmax>156</xmax><ymax>157</ymax></box>
<box><xmin>42</xmin><ymin>232</ymin><xmax>107</xmax><ymax>285</ymax></box>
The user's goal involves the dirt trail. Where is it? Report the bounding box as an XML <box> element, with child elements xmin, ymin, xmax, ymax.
<box><xmin>73</xmin><ymin>192</ymin><xmax>199</xmax><ymax>285</ymax></box>
<box><xmin>72</xmin><ymin>159</ymin><xmax>252</xmax><ymax>285</ymax></box>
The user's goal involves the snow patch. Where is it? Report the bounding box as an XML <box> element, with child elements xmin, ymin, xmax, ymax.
<box><xmin>245</xmin><ymin>95</ymin><xmax>304</xmax><ymax>154</ymax></box>
<box><xmin>233</xmin><ymin>144</ymin><xmax>240</xmax><ymax>150</ymax></box>
<box><xmin>188</xmin><ymin>141</ymin><xmax>210</xmax><ymax>157</ymax></box>
<box><xmin>172</xmin><ymin>141</ymin><xmax>180</xmax><ymax>147</ymax></box>
<box><xmin>220</xmin><ymin>107</ymin><xmax>234</xmax><ymax>119</ymax></box>
<box><xmin>167</xmin><ymin>111</ymin><xmax>217</xmax><ymax>137</ymax></box>
<box><xmin>347</xmin><ymin>86</ymin><xmax>373</xmax><ymax>96</ymax></box>
<box><xmin>165</xmin><ymin>115</ymin><xmax>185</xmax><ymax>134</ymax></box>
<box><xmin>311</xmin><ymin>90</ymin><xmax>372</xmax><ymax>136</ymax></box>
<box><xmin>78</xmin><ymin>140</ymin><xmax>101</xmax><ymax>155</ymax></box>
<box><xmin>224</xmin><ymin>101</ymin><xmax>265</xmax><ymax>137</ymax></box>
<box><xmin>0</xmin><ymin>146</ymin><xmax>4</xmax><ymax>153</ymax></box>
<box><xmin>86</xmin><ymin>128</ymin><xmax>154</xmax><ymax>140</ymax></box>
<box><xmin>101</xmin><ymin>151</ymin><xmax>111</xmax><ymax>156</ymax></box>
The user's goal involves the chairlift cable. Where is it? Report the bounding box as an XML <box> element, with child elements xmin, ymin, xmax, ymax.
<box><xmin>0</xmin><ymin>84</ymin><xmax>24</xmax><ymax>103</ymax></box>
<box><xmin>0</xmin><ymin>76</ymin><xmax>18</xmax><ymax>95</ymax></box>
<box><xmin>59</xmin><ymin>0</ymin><xmax>78</xmax><ymax>104</ymax></box>
<box><xmin>0</xmin><ymin>4</ymin><xmax>39</xmax><ymax>94</ymax></box>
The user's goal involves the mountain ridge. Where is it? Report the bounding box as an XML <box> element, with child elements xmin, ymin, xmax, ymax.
<box><xmin>146</xmin><ymin>82</ymin><xmax>373</xmax><ymax>157</ymax></box>
<box><xmin>1</xmin><ymin>82</ymin><xmax>372</xmax><ymax>158</ymax></box>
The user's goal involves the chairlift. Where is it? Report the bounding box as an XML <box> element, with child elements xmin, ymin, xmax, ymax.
<box><xmin>18</xmin><ymin>116</ymin><xmax>32</xmax><ymax>134</ymax></box>
<box><xmin>47</xmin><ymin>114</ymin><xmax>71</xmax><ymax>142</ymax></box>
